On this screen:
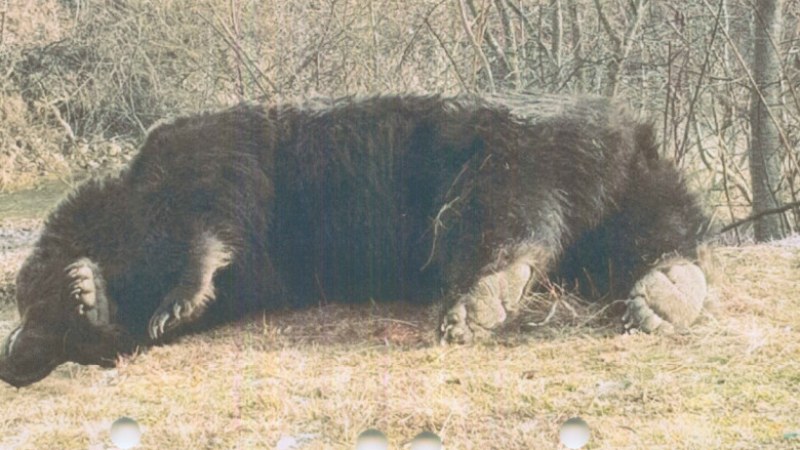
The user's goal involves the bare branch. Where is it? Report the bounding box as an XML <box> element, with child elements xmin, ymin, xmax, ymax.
<box><xmin>503</xmin><ymin>0</ymin><xmax>555</xmax><ymax>67</ymax></box>
<box><xmin>551</xmin><ymin>0</ymin><xmax>563</xmax><ymax>68</ymax></box>
<box><xmin>719</xmin><ymin>200</ymin><xmax>800</xmax><ymax>234</ymax></box>
<box><xmin>593</xmin><ymin>0</ymin><xmax>621</xmax><ymax>51</ymax></box>
<box><xmin>467</xmin><ymin>0</ymin><xmax>510</xmax><ymax>78</ymax></box>
<box><xmin>48</xmin><ymin>102</ymin><xmax>76</xmax><ymax>144</ymax></box>
<box><xmin>425</xmin><ymin>18</ymin><xmax>468</xmax><ymax>91</ymax></box>
<box><xmin>493</xmin><ymin>0</ymin><xmax>520</xmax><ymax>88</ymax></box>
<box><xmin>699</xmin><ymin>0</ymin><xmax>795</xmax><ymax>168</ymax></box>
<box><xmin>457</xmin><ymin>0</ymin><xmax>496</xmax><ymax>91</ymax></box>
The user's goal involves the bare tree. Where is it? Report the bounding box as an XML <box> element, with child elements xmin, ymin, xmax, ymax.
<box><xmin>593</xmin><ymin>0</ymin><xmax>649</xmax><ymax>96</ymax></box>
<box><xmin>749</xmin><ymin>0</ymin><xmax>786</xmax><ymax>241</ymax></box>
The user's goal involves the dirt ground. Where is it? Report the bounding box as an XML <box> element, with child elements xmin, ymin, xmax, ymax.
<box><xmin>0</xmin><ymin>201</ymin><xmax>798</xmax><ymax>449</ymax></box>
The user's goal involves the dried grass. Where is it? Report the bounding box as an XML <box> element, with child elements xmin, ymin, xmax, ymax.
<box><xmin>1</xmin><ymin>232</ymin><xmax>798</xmax><ymax>449</ymax></box>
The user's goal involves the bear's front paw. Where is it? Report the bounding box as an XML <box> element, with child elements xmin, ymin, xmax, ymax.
<box><xmin>439</xmin><ymin>262</ymin><xmax>532</xmax><ymax>344</ymax></box>
<box><xmin>148</xmin><ymin>295</ymin><xmax>197</xmax><ymax>341</ymax></box>
<box><xmin>65</xmin><ymin>258</ymin><xmax>110</xmax><ymax>325</ymax></box>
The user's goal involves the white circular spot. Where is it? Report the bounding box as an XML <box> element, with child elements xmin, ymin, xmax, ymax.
<box><xmin>559</xmin><ymin>417</ymin><xmax>590</xmax><ymax>449</ymax></box>
<box><xmin>355</xmin><ymin>428</ymin><xmax>389</xmax><ymax>450</ymax></box>
<box><xmin>110</xmin><ymin>417</ymin><xmax>141</xmax><ymax>449</ymax></box>
<box><xmin>410</xmin><ymin>431</ymin><xmax>443</xmax><ymax>450</ymax></box>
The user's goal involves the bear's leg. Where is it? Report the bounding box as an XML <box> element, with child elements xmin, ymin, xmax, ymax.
<box><xmin>439</xmin><ymin>243</ymin><xmax>559</xmax><ymax>344</ymax></box>
<box><xmin>435</xmin><ymin>180</ymin><xmax>570</xmax><ymax>344</ymax></box>
<box><xmin>148</xmin><ymin>231</ymin><xmax>233</xmax><ymax>340</ymax></box>
<box><xmin>613</xmin><ymin>160</ymin><xmax>709</xmax><ymax>333</ymax></box>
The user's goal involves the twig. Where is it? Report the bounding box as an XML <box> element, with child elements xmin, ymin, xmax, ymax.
<box><xmin>493</xmin><ymin>0</ymin><xmax>520</xmax><ymax>88</ymax></box>
<box><xmin>526</xmin><ymin>300</ymin><xmax>559</xmax><ymax>327</ymax></box>
<box><xmin>420</xmin><ymin>196</ymin><xmax>461</xmax><ymax>271</ymax></box>
<box><xmin>592</xmin><ymin>0</ymin><xmax>621</xmax><ymax>49</ymax></box>
<box><xmin>503</xmin><ymin>0</ymin><xmax>555</xmax><ymax>67</ymax></box>
<box><xmin>48</xmin><ymin>103</ymin><xmax>76</xmax><ymax>144</ymax></box>
<box><xmin>368</xmin><ymin>0</ymin><xmax>379</xmax><ymax>80</ymax></box>
<box><xmin>425</xmin><ymin>18</ymin><xmax>468</xmax><ymax>91</ymax></box>
<box><xmin>396</xmin><ymin>0</ymin><xmax>448</xmax><ymax>73</ymax></box>
<box><xmin>374</xmin><ymin>318</ymin><xmax>420</xmax><ymax>329</ymax></box>
<box><xmin>719</xmin><ymin>151</ymin><xmax>741</xmax><ymax>244</ymax></box>
<box><xmin>591</xmin><ymin>0</ymin><xmax>649</xmax><ymax>95</ymax></box>
<box><xmin>200</xmin><ymin>13</ymin><xmax>277</xmax><ymax>96</ymax></box>
<box><xmin>551</xmin><ymin>0</ymin><xmax>563</xmax><ymax>69</ymax></box>
<box><xmin>457</xmin><ymin>0</ymin><xmax>495</xmax><ymax>92</ymax></box>
<box><xmin>284</xmin><ymin>0</ymin><xmax>339</xmax><ymax>91</ymax></box>
<box><xmin>229</xmin><ymin>0</ymin><xmax>245</xmax><ymax>98</ymax></box>
<box><xmin>560</xmin><ymin>297</ymin><xmax>578</xmax><ymax>318</ymax></box>
<box><xmin>467</xmin><ymin>0</ymin><xmax>510</xmax><ymax>81</ymax></box>
<box><xmin>579</xmin><ymin>299</ymin><xmax>627</xmax><ymax>327</ymax></box>
<box><xmin>676</xmin><ymin>0</ymin><xmax>723</xmax><ymax>163</ymax></box>
<box><xmin>719</xmin><ymin>200</ymin><xmax>800</xmax><ymax>234</ymax></box>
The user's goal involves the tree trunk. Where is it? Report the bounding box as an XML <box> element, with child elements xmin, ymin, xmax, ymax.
<box><xmin>749</xmin><ymin>0</ymin><xmax>785</xmax><ymax>241</ymax></box>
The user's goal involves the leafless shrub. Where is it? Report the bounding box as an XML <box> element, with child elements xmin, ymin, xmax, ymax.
<box><xmin>1</xmin><ymin>0</ymin><xmax>799</xmax><ymax>236</ymax></box>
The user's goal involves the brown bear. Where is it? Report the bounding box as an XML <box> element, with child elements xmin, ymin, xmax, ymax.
<box><xmin>0</xmin><ymin>93</ymin><xmax>708</xmax><ymax>387</ymax></box>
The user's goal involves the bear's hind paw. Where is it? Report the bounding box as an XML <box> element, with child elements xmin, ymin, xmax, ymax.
<box><xmin>623</xmin><ymin>260</ymin><xmax>707</xmax><ymax>334</ymax></box>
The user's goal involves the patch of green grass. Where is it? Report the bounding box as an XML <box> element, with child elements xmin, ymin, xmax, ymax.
<box><xmin>0</xmin><ymin>179</ymin><xmax>72</xmax><ymax>221</ymax></box>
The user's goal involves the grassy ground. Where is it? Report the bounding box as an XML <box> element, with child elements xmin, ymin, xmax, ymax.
<box><xmin>0</xmin><ymin>205</ymin><xmax>799</xmax><ymax>449</ymax></box>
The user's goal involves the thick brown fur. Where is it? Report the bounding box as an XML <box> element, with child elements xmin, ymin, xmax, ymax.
<box><xmin>0</xmin><ymin>93</ymin><xmax>707</xmax><ymax>386</ymax></box>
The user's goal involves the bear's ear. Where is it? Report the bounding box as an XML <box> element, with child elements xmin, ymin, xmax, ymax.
<box><xmin>127</xmin><ymin>116</ymin><xmax>187</xmax><ymax>193</ymax></box>
<box><xmin>634</xmin><ymin>123</ymin><xmax>660</xmax><ymax>163</ymax></box>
